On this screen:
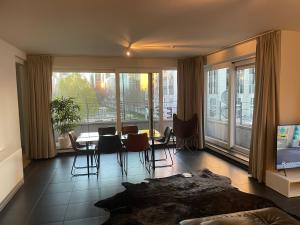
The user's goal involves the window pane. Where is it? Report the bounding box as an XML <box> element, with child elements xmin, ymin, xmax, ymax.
<box><xmin>120</xmin><ymin>73</ymin><xmax>149</xmax><ymax>129</ymax></box>
<box><xmin>206</xmin><ymin>68</ymin><xmax>229</xmax><ymax>143</ymax></box>
<box><xmin>162</xmin><ymin>70</ymin><xmax>177</xmax><ymax>129</ymax></box>
<box><xmin>235</xmin><ymin>65</ymin><xmax>255</xmax><ymax>149</ymax></box>
<box><xmin>52</xmin><ymin>72</ymin><xmax>116</xmax><ymax>123</ymax></box>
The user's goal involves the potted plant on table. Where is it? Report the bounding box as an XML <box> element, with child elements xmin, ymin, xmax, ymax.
<box><xmin>51</xmin><ymin>97</ymin><xmax>81</xmax><ymax>149</ymax></box>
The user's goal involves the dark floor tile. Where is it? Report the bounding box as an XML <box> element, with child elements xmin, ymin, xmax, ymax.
<box><xmin>28</xmin><ymin>204</ymin><xmax>67</xmax><ymax>225</ymax></box>
<box><xmin>36</xmin><ymin>222</ymin><xmax>63</xmax><ymax>225</ymax></box>
<box><xmin>46</xmin><ymin>182</ymin><xmax>74</xmax><ymax>194</ymax></box>
<box><xmin>63</xmin><ymin>216</ymin><xmax>108</xmax><ymax>225</ymax></box>
<box><xmin>72</xmin><ymin>180</ymin><xmax>100</xmax><ymax>191</ymax></box>
<box><xmin>0</xmin><ymin>210</ymin><xmax>29</xmax><ymax>225</ymax></box>
<box><xmin>69</xmin><ymin>189</ymin><xmax>101</xmax><ymax>204</ymax></box>
<box><xmin>2</xmin><ymin>150</ymin><xmax>300</xmax><ymax>225</ymax></box>
<box><xmin>37</xmin><ymin>192</ymin><xmax>72</xmax><ymax>207</ymax></box>
<box><xmin>64</xmin><ymin>202</ymin><xmax>108</xmax><ymax>221</ymax></box>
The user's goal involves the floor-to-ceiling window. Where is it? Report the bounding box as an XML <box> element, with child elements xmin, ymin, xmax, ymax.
<box><xmin>205</xmin><ymin>67</ymin><xmax>229</xmax><ymax>148</ymax></box>
<box><xmin>235</xmin><ymin>65</ymin><xmax>255</xmax><ymax>150</ymax></box>
<box><xmin>205</xmin><ymin>59</ymin><xmax>256</xmax><ymax>155</ymax></box>
<box><xmin>162</xmin><ymin>70</ymin><xmax>177</xmax><ymax>130</ymax></box>
<box><xmin>52</xmin><ymin>70</ymin><xmax>177</xmax><ymax>147</ymax></box>
<box><xmin>120</xmin><ymin>73</ymin><xmax>150</xmax><ymax>130</ymax></box>
<box><xmin>52</xmin><ymin>72</ymin><xmax>116</xmax><ymax>123</ymax></box>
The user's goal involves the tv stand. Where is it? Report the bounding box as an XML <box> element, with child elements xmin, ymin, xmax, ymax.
<box><xmin>266</xmin><ymin>169</ymin><xmax>300</xmax><ymax>197</ymax></box>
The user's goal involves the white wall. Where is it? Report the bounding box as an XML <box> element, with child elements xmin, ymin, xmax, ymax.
<box><xmin>0</xmin><ymin>38</ymin><xmax>26</xmax><ymax>209</ymax></box>
<box><xmin>279</xmin><ymin>31</ymin><xmax>300</xmax><ymax>124</ymax></box>
<box><xmin>53</xmin><ymin>56</ymin><xmax>177</xmax><ymax>72</ymax></box>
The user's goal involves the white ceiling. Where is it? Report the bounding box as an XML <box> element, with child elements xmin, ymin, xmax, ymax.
<box><xmin>0</xmin><ymin>0</ymin><xmax>300</xmax><ymax>57</ymax></box>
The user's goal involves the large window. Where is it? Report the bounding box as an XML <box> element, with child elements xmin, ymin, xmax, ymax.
<box><xmin>120</xmin><ymin>73</ymin><xmax>149</xmax><ymax>122</ymax></box>
<box><xmin>205</xmin><ymin>60</ymin><xmax>256</xmax><ymax>154</ymax></box>
<box><xmin>235</xmin><ymin>65</ymin><xmax>255</xmax><ymax>149</ymax></box>
<box><xmin>52</xmin><ymin>72</ymin><xmax>116</xmax><ymax>123</ymax></box>
<box><xmin>206</xmin><ymin>68</ymin><xmax>229</xmax><ymax>144</ymax></box>
<box><xmin>52</xmin><ymin>70</ymin><xmax>177</xmax><ymax>142</ymax></box>
<box><xmin>162</xmin><ymin>70</ymin><xmax>177</xmax><ymax>120</ymax></box>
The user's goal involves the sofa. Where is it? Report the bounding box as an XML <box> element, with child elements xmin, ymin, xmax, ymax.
<box><xmin>180</xmin><ymin>207</ymin><xmax>300</xmax><ymax>225</ymax></box>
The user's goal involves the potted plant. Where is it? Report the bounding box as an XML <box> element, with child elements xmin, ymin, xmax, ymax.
<box><xmin>51</xmin><ymin>96</ymin><xmax>81</xmax><ymax>148</ymax></box>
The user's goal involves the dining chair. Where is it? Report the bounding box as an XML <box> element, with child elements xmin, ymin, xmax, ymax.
<box><xmin>69</xmin><ymin>132</ymin><xmax>97</xmax><ymax>176</ymax></box>
<box><xmin>98</xmin><ymin>126</ymin><xmax>116</xmax><ymax>135</ymax></box>
<box><xmin>123</xmin><ymin>133</ymin><xmax>151</xmax><ymax>175</ymax></box>
<box><xmin>154</xmin><ymin>126</ymin><xmax>173</xmax><ymax>166</ymax></box>
<box><xmin>121</xmin><ymin>125</ymin><xmax>138</xmax><ymax>135</ymax></box>
<box><xmin>96</xmin><ymin>134</ymin><xmax>124</xmax><ymax>175</ymax></box>
<box><xmin>69</xmin><ymin>131</ymin><xmax>85</xmax><ymax>148</ymax></box>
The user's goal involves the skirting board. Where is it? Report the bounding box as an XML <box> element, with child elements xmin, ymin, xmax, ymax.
<box><xmin>0</xmin><ymin>178</ymin><xmax>24</xmax><ymax>211</ymax></box>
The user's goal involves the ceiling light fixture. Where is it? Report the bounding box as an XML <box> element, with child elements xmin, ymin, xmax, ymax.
<box><xmin>126</xmin><ymin>49</ymin><xmax>131</xmax><ymax>57</ymax></box>
<box><xmin>125</xmin><ymin>43</ymin><xmax>132</xmax><ymax>57</ymax></box>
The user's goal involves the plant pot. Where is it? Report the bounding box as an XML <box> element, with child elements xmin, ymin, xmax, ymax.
<box><xmin>58</xmin><ymin>134</ymin><xmax>71</xmax><ymax>149</ymax></box>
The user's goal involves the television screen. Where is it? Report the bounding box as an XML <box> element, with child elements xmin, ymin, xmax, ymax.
<box><xmin>277</xmin><ymin>125</ymin><xmax>300</xmax><ymax>169</ymax></box>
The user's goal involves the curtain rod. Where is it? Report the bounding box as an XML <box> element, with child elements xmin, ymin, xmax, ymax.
<box><xmin>207</xmin><ymin>30</ymin><xmax>276</xmax><ymax>56</ymax></box>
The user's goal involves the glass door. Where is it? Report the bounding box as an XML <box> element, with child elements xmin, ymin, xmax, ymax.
<box><xmin>205</xmin><ymin>67</ymin><xmax>230</xmax><ymax>148</ymax></box>
<box><xmin>234</xmin><ymin>64</ymin><xmax>255</xmax><ymax>150</ymax></box>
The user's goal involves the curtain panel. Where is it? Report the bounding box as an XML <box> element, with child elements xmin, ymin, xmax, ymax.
<box><xmin>25</xmin><ymin>55</ymin><xmax>56</xmax><ymax>159</ymax></box>
<box><xmin>177</xmin><ymin>56</ymin><xmax>205</xmax><ymax>149</ymax></box>
<box><xmin>249</xmin><ymin>31</ymin><xmax>281</xmax><ymax>182</ymax></box>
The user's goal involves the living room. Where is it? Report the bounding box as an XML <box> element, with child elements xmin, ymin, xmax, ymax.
<box><xmin>1</xmin><ymin>1</ymin><xmax>300</xmax><ymax>225</ymax></box>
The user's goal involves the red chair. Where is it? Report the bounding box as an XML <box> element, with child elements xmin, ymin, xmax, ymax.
<box><xmin>123</xmin><ymin>133</ymin><xmax>150</xmax><ymax>174</ymax></box>
<box><xmin>121</xmin><ymin>125</ymin><xmax>138</xmax><ymax>135</ymax></box>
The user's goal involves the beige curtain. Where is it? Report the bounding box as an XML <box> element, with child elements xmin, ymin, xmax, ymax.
<box><xmin>25</xmin><ymin>55</ymin><xmax>56</xmax><ymax>159</ymax></box>
<box><xmin>177</xmin><ymin>56</ymin><xmax>205</xmax><ymax>149</ymax></box>
<box><xmin>249</xmin><ymin>31</ymin><xmax>281</xmax><ymax>182</ymax></box>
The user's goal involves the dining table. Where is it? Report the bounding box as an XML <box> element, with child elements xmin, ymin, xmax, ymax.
<box><xmin>76</xmin><ymin>129</ymin><xmax>161</xmax><ymax>176</ymax></box>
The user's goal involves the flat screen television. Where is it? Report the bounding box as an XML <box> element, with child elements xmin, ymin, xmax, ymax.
<box><xmin>277</xmin><ymin>125</ymin><xmax>300</xmax><ymax>169</ymax></box>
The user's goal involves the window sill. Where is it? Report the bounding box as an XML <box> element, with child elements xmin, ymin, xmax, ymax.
<box><xmin>205</xmin><ymin>142</ymin><xmax>249</xmax><ymax>168</ymax></box>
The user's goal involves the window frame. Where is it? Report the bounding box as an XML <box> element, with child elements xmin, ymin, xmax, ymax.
<box><xmin>52</xmin><ymin>68</ymin><xmax>177</xmax><ymax>135</ymax></box>
<box><xmin>204</xmin><ymin>57</ymin><xmax>256</xmax><ymax>157</ymax></box>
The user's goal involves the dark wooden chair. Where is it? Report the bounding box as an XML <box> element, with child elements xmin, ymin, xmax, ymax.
<box><xmin>123</xmin><ymin>133</ymin><xmax>150</xmax><ymax>175</ymax></box>
<box><xmin>98</xmin><ymin>126</ymin><xmax>116</xmax><ymax>135</ymax></box>
<box><xmin>97</xmin><ymin>134</ymin><xmax>124</xmax><ymax>175</ymax></box>
<box><xmin>154</xmin><ymin>126</ymin><xmax>173</xmax><ymax>166</ymax></box>
<box><xmin>69</xmin><ymin>132</ymin><xmax>97</xmax><ymax>176</ymax></box>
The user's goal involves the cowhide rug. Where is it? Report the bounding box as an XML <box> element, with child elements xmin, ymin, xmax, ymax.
<box><xmin>95</xmin><ymin>169</ymin><xmax>274</xmax><ymax>225</ymax></box>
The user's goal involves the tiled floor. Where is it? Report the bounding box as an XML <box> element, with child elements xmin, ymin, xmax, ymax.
<box><xmin>0</xmin><ymin>149</ymin><xmax>300</xmax><ymax>225</ymax></box>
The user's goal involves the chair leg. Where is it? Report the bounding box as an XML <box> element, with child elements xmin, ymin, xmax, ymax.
<box><xmin>122</xmin><ymin>151</ymin><xmax>128</xmax><ymax>176</ymax></box>
<box><xmin>163</xmin><ymin>148</ymin><xmax>168</xmax><ymax>159</ymax></box>
<box><xmin>167</xmin><ymin>147</ymin><xmax>174</xmax><ymax>166</ymax></box>
<box><xmin>139</xmin><ymin>152</ymin><xmax>144</xmax><ymax>165</ymax></box>
<box><xmin>71</xmin><ymin>154</ymin><xmax>78</xmax><ymax>176</ymax></box>
<box><xmin>97</xmin><ymin>152</ymin><xmax>100</xmax><ymax>176</ymax></box>
<box><xmin>119</xmin><ymin>151</ymin><xmax>123</xmax><ymax>175</ymax></box>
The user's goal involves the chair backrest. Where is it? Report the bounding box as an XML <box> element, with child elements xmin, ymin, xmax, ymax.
<box><xmin>98</xmin><ymin>135</ymin><xmax>122</xmax><ymax>154</ymax></box>
<box><xmin>122</xmin><ymin>125</ymin><xmax>138</xmax><ymax>135</ymax></box>
<box><xmin>162</xmin><ymin>126</ymin><xmax>172</xmax><ymax>144</ymax></box>
<box><xmin>125</xmin><ymin>133</ymin><xmax>149</xmax><ymax>152</ymax></box>
<box><xmin>173</xmin><ymin>114</ymin><xmax>198</xmax><ymax>139</ymax></box>
<box><xmin>98</xmin><ymin>126</ymin><xmax>116</xmax><ymax>135</ymax></box>
<box><xmin>68</xmin><ymin>132</ymin><xmax>79</xmax><ymax>152</ymax></box>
